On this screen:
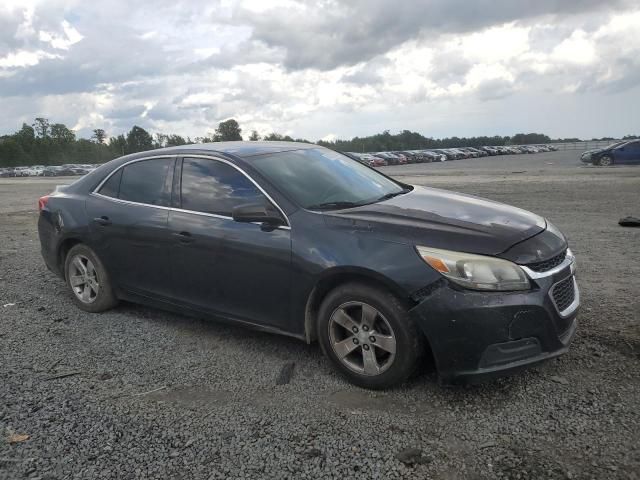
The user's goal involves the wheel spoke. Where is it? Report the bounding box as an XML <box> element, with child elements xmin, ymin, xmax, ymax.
<box><xmin>73</xmin><ymin>256</ymin><xmax>87</xmax><ymax>275</ymax></box>
<box><xmin>332</xmin><ymin>309</ymin><xmax>358</xmax><ymax>332</ymax></box>
<box><xmin>86</xmin><ymin>261</ymin><xmax>96</xmax><ymax>277</ymax></box>
<box><xmin>87</xmin><ymin>278</ymin><xmax>99</xmax><ymax>294</ymax></box>
<box><xmin>360</xmin><ymin>304</ymin><xmax>377</xmax><ymax>329</ymax></box>
<box><xmin>70</xmin><ymin>275</ymin><xmax>85</xmax><ymax>287</ymax></box>
<box><xmin>333</xmin><ymin>337</ymin><xmax>359</xmax><ymax>358</ymax></box>
<box><xmin>374</xmin><ymin>334</ymin><xmax>396</xmax><ymax>354</ymax></box>
<box><xmin>362</xmin><ymin>347</ymin><xmax>380</xmax><ymax>375</ymax></box>
<box><xmin>81</xmin><ymin>284</ymin><xmax>92</xmax><ymax>302</ymax></box>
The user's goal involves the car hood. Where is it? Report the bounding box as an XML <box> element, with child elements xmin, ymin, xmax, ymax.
<box><xmin>583</xmin><ymin>148</ymin><xmax>605</xmax><ymax>155</ymax></box>
<box><xmin>323</xmin><ymin>185</ymin><xmax>547</xmax><ymax>256</ymax></box>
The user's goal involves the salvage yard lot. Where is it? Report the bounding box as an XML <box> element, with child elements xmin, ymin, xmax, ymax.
<box><xmin>1</xmin><ymin>150</ymin><xmax>639</xmax><ymax>479</ymax></box>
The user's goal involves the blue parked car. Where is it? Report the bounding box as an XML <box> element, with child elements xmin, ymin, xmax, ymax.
<box><xmin>581</xmin><ymin>139</ymin><xmax>640</xmax><ymax>166</ymax></box>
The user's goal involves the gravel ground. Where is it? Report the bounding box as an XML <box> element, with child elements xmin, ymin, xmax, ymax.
<box><xmin>1</xmin><ymin>150</ymin><xmax>639</xmax><ymax>479</ymax></box>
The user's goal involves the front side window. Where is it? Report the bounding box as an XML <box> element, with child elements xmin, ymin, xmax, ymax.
<box><xmin>117</xmin><ymin>158</ymin><xmax>173</xmax><ymax>206</ymax></box>
<box><xmin>250</xmin><ymin>148</ymin><xmax>405</xmax><ymax>210</ymax></box>
<box><xmin>180</xmin><ymin>158</ymin><xmax>267</xmax><ymax>216</ymax></box>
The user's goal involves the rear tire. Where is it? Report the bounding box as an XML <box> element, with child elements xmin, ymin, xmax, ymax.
<box><xmin>64</xmin><ymin>244</ymin><xmax>118</xmax><ymax>313</ymax></box>
<box><xmin>317</xmin><ymin>282</ymin><xmax>423</xmax><ymax>389</ymax></box>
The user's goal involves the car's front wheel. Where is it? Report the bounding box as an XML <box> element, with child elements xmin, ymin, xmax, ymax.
<box><xmin>317</xmin><ymin>282</ymin><xmax>423</xmax><ymax>389</ymax></box>
<box><xmin>64</xmin><ymin>244</ymin><xmax>118</xmax><ymax>313</ymax></box>
<box><xmin>597</xmin><ymin>155</ymin><xmax>613</xmax><ymax>166</ymax></box>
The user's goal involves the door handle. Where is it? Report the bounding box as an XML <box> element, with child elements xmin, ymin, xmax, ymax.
<box><xmin>172</xmin><ymin>231</ymin><xmax>194</xmax><ymax>243</ymax></box>
<box><xmin>93</xmin><ymin>216</ymin><xmax>111</xmax><ymax>226</ymax></box>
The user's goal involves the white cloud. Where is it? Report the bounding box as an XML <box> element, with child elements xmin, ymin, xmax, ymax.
<box><xmin>551</xmin><ymin>30</ymin><xmax>596</xmax><ymax>64</ymax></box>
<box><xmin>456</xmin><ymin>23</ymin><xmax>531</xmax><ymax>63</ymax></box>
<box><xmin>0</xmin><ymin>0</ymin><xmax>638</xmax><ymax>140</ymax></box>
<box><xmin>0</xmin><ymin>49</ymin><xmax>60</xmax><ymax>67</ymax></box>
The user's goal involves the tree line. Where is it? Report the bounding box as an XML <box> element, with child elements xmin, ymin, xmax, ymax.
<box><xmin>0</xmin><ymin>117</ymin><xmax>634</xmax><ymax>167</ymax></box>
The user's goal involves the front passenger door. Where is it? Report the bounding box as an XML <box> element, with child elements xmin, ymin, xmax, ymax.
<box><xmin>168</xmin><ymin>157</ymin><xmax>292</xmax><ymax>329</ymax></box>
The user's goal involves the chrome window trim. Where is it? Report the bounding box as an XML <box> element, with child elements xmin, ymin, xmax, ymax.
<box><xmin>90</xmin><ymin>153</ymin><xmax>291</xmax><ymax>230</ymax></box>
<box><xmin>521</xmin><ymin>248</ymin><xmax>575</xmax><ymax>280</ymax></box>
<box><xmin>92</xmin><ymin>154</ymin><xmax>180</xmax><ymax>193</ymax></box>
<box><xmin>549</xmin><ymin>276</ymin><xmax>580</xmax><ymax>318</ymax></box>
<box><xmin>90</xmin><ymin>191</ymin><xmax>173</xmax><ymax>211</ymax></box>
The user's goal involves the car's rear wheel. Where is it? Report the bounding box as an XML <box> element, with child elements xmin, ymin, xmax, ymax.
<box><xmin>64</xmin><ymin>244</ymin><xmax>118</xmax><ymax>312</ymax></box>
<box><xmin>317</xmin><ymin>282</ymin><xmax>422</xmax><ymax>389</ymax></box>
<box><xmin>597</xmin><ymin>155</ymin><xmax>613</xmax><ymax>166</ymax></box>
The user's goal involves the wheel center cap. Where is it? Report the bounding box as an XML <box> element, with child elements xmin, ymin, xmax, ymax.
<box><xmin>357</xmin><ymin>331</ymin><xmax>371</xmax><ymax>344</ymax></box>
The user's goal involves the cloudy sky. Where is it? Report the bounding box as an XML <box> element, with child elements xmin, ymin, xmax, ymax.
<box><xmin>1</xmin><ymin>0</ymin><xmax>639</xmax><ymax>141</ymax></box>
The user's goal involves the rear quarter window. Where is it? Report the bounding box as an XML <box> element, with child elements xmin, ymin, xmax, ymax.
<box><xmin>98</xmin><ymin>169</ymin><xmax>122</xmax><ymax>198</ymax></box>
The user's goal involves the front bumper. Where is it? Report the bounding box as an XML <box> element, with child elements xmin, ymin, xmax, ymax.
<box><xmin>410</xmin><ymin>257</ymin><xmax>579</xmax><ymax>384</ymax></box>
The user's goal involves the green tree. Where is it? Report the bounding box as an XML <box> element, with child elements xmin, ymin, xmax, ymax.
<box><xmin>155</xmin><ymin>133</ymin><xmax>187</xmax><ymax>147</ymax></box>
<box><xmin>0</xmin><ymin>137</ymin><xmax>28</xmax><ymax>166</ymax></box>
<box><xmin>15</xmin><ymin>123</ymin><xmax>35</xmax><ymax>152</ymax></box>
<box><xmin>154</xmin><ymin>133</ymin><xmax>168</xmax><ymax>148</ymax></box>
<box><xmin>510</xmin><ymin>133</ymin><xmax>551</xmax><ymax>145</ymax></box>
<box><xmin>248</xmin><ymin>130</ymin><xmax>261</xmax><ymax>141</ymax></box>
<box><xmin>32</xmin><ymin>118</ymin><xmax>50</xmax><ymax>138</ymax></box>
<box><xmin>50</xmin><ymin>123</ymin><xmax>76</xmax><ymax>144</ymax></box>
<box><xmin>166</xmin><ymin>134</ymin><xmax>187</xmax><ymax>146</ymax></box>
<box><xmin>125</xmin><ymin>126</ymin><xmax>154</xmax><ymax>153</ymax></box>
<box><xmin>263</xmin><ymin>132</ymin><xmax>294</xmax><ymax>141</ymax></box>
<box><xmin>214</xmin><ymin>119</ymin><xmax>242</xmax><ymax>141</ymax></box>
<box><xmin>109</xmin><ymin>134</ymin><xmax>127</xmax><ymax>156</ymax></box>
<box><xmin>92</xmin><ymin>129</ymin><xmax>107</xmax><ymax>144</ymax></box>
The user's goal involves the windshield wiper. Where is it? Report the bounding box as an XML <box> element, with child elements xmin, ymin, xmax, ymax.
<box><xmin>376</xmin><ymin>189</ymin><xmax>411</xmax><ymax>202</ymax></box>
<box><xmin>308</xmin><ymin>189</ymin><xmax>411</xmax><ymax>211</ymax></box>
<box><xmin>306</xmin><ymin>201</ymin><xmax>363</xmax><ymax>211</ymax></box>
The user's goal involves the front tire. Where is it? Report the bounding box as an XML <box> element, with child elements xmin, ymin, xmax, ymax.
<box><xmin>597</xmin><ymin>155</ymin><xmax>613</xmax><ymax>166</ymax></box>
<box><xmin>317</xmin><ymin>282</ymin><xmax>423</xmax><ymax>389</ymax></box>
<box><xmin>64</xmin><ymin>244</ymin><xmax>118</xmax><ymax>313</ymax></box>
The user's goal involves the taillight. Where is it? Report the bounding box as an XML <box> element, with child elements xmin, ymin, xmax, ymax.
<box><xmin>38</xmin><ymin>195</ymin><xmax>50</xmax><ymax>212</ymax></box>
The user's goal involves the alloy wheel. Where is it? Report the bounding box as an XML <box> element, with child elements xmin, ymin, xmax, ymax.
<box><xmin>328</xmin><ymin>301</ymin><xmax>397</xmax><ymax>376</ymax></box>
<box><xmin>69</xmin><ymin>254</ymin><xmax>100</xmax><ymax>303</ymax></box>
<box><xmin>599</xmin><ymin>156</ymin><xmax>612</xmax><ymax>166</ymax></box>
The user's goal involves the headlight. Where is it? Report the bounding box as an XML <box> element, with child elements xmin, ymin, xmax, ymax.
<box><xmin>416</xmin><ymin>246</ymin><xmax>530</xmax><ymax>291</ymax></box>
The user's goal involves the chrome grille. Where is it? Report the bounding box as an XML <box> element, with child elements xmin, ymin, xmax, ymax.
<box><xmin>552</xmin><ymin>276</ymin><xmax>575</xmax><ymax>312</ymax></box>
<box><xmin>526</xmin><ymin>250</ymin><xmax>567</xmax><ymax>272</ymax></box>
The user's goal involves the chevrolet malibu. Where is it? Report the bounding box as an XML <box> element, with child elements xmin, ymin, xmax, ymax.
<box><xmin>38</xmin><ymin>142</ymin><xmax>579</xmax><ymax>389</ymax></box>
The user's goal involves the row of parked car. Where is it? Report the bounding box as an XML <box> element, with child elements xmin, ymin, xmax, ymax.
<box><xmin>346</xmin><ymin>144</ymin><xmax>557</xmax><ymax>167</ymax></box>
<box><xmin>0</xmin><ymin>164</ymin><xmax>100</xmax><ymax>177</ymax></box>
<box><xmin>1</xmin><ymin>144</ymin><xmax>558</xmax><ymax>176</ymax></box>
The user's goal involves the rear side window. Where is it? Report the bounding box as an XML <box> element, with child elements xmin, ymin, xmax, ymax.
<box><xmin>115</xmin><ymin>158</ymin><xmax>173</xmax><ymax>206</ymax></box>
<box><xmin>98</xmin><ymin>169</ymin><xmax>123</xmax><ymax>198</ymax></box>
<box><xmin>180</xmin><ymin>158</ymin><xmax>266</xmax><ymax>216</ymax></box>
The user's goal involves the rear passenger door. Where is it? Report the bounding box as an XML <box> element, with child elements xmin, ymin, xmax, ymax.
<box><xmin>616</xmin><ymin>141</ymin><xmax>640</xmax><ymax>164</ymax></box>
<box><xmin>167</xmin><ymin>156</ymin><xmax>292</xmax><ymax>329</ymax></box>
<box><xmin>86</xmin><ymin>157</ymin><xmax>176</xmax><ymax>299</ymax></box>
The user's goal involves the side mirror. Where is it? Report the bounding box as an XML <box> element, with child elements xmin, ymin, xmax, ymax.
<box><xmin>232</xmin><ymin>203</ymin><xmax>284</xmax><ymax>228</ymax></box>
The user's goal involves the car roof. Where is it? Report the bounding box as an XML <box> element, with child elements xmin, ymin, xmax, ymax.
<box><xmin>157</xmin><ymin>141</ymin><xmax>317</xmax><ymax>159</ymax></box>
<box><xmin>60</xmin><ymin>141</ymin><xmax>320</xmax><ymax>193</ymax></box>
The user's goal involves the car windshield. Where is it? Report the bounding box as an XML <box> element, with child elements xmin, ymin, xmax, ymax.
<box><xmin>250</xmin><ymin>148</ymin><xmax>407</xmax><ymax>210</ymax></box>
<box><xmin>605</xmin><ymin>141</ymin><xmax>626</xmax><ymax>149</ymax></box>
